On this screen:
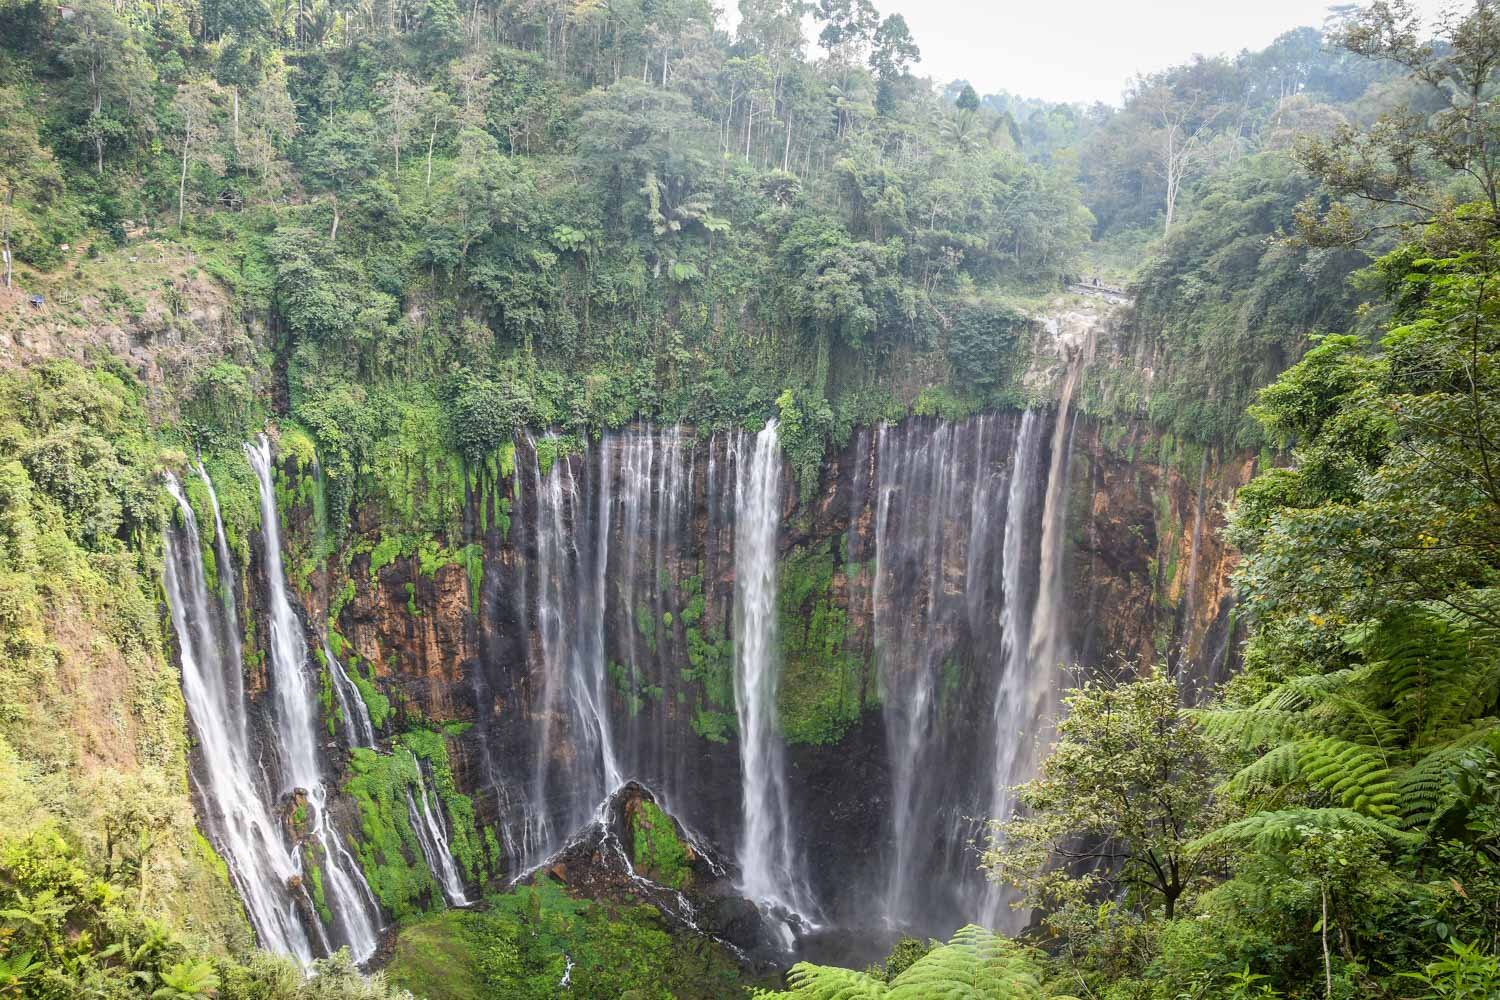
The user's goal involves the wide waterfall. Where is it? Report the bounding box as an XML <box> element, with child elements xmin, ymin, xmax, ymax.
<box><xmin>245</xmin><ymin>436</ymin><xmax>384</xmax><ymax>963</ymax></box>
<box><xmin>163</xmin><ymin>473</ymin><xmax>316</xmax><ymax>963</ymax></box>
<box><xmin>171</xmin><ymin>407</ymin><xmax>1079</xmax><ymax>957</ymax></box>
<box><xmin>733</xmin><ymin>420</ymin><xmax>815</xmax><ymax>923</ymax></box>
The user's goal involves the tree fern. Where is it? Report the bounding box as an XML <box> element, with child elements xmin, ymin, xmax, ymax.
<box><xmin>757</xmin><ymin>926</ymin><xmax>1081</xmax><ymax>1000</ymax></box>
<box><xmin>1358</xmin><ymin>609</ymin><xmax>1477</xmax><ymax>741</ymax></box>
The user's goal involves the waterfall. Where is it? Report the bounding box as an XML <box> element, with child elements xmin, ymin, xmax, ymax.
<box><xmin>526</xmin><ymin>435</ymin><xmax>619</xmax><ymax>866</ymax></box>
<box><xmin>978</xmin><ymin>410</ymin><xmax>1046</xmax><ymax>927</ymax></box>
<box><xmin>323</xmin><ymin>636</ymin><xmax>376</xmax><ymax>750</ymax></box>
<box><xmin>732</xmin><ymin>420</ymin><xmax>813</xmax><ymax>923</ymax></box>
<box><xmin>245</xmin><ymin>436</ymin><xmax>384</xmax><ymax>964</ymax></box>
<box><xmin>873</xmin><ymin>416</ymin><xmax>1011</xmax><ymax>927</ymax></box>
<box><xmin>1028</xmin><ymin>346</ymin><xmax>1083</xmax><ymax>678</ymax></box>
<box><xmin>163</xmin><ymin>473</ymin><xmax>316</xmax><ymax>963</ymax></box>
<box><xmin>406</xmin><ymin>761</ymin><xmax>469</xmax><ymax>906</ymax></box>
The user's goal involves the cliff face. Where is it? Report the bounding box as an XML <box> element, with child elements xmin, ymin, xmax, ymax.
<box><xmin>266</xmin><ymin>400</ymin><xmax>1254</xmax><ymax>939</ymax></box>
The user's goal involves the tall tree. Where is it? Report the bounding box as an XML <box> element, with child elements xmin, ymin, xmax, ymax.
<box><xmin>0</xmin><ymin>89</ymin><xmax>62</xmax><ymax>289</ymax></box>
<box><xmin>55</xmin><ymin>0</ymin><xmax>154</xmax><ymax>174</ymax></box>
<box><xmin>170</xmin><ymin>81</ymin><xmax>226</xmax><ymax>227</ymax></box>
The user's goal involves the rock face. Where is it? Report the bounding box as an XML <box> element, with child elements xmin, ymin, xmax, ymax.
<box><xmin>275</xmin><ymin>405</ymin><xmax>1254</xmax><ymax>944</ymax></box>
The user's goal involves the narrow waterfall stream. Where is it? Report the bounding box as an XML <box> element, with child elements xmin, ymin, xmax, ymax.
<box><xmin>163</xmin><ymin>474</ymin><xmax>316</xmax><ymax>963</ymax></box>
<box><xmin>245</xmin><ymin>436</ymin><xmax>384</xmax><ymax>964</ymax></box>
<box><xmin>323</xmin><ymin>636</ymin><xmax>376</xmax><ymax>750</ymax></box>
<box><xmin>408</xmin><ymin>762</ymin><xmax>470</xmax><ymax>906</ymax></box>
<box><xmin>732</xmin><ymin>420</ymin><xmax>815</xmax><ymax>925</ymax></box>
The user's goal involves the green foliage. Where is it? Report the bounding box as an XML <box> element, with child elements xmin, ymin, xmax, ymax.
<box><xmin>344</xmin><ymin>730</ymin><xmax>488</xmax><ymax>919</ymax></box>
<box><xmin>758</xmin><ymin>925</ymin><xmax>1080</xmax><ymax>999</ymax></box>
<box><xmin>629</xmin><ymin>800</ymin><xmax>690</xmax><ymax>890</ymax></box>
<box><xmin>386</xmin><ymin>883</ymin><xmax>746</xmax><ymax>999</ymax></box>
<box><xmin>777</xmin><ymin>541</ymin><xmax>872</xmax><ymax>745</ymax></box>
<box><xmin>983</xmin><ymin>668</ymin><xmax>1228</xmax><ymax>923</ymax></box>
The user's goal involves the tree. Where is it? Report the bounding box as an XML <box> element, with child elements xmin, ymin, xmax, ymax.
<box><xmin>170</xmin><ymin>81</ymin><xmax>226</xmax><ymax>227</ymax></box>
<box><xmin>1134</xmin><ymin>77</ymin><xmax>1229</xmax><ymax>233</ymax></box>
<box><xmin>956</xmin><ymin>82</ymin><xmax>980</xmax><ymax>112</ymax></box>
<box><xmin>869</xmin><ymin>14</ymin><xmax>918</xmax><ymax>114</ymax></box>
<box><xmin>377</xmin><ymin>72</ymin><xmax>423</xmax><ymax>193</ymax></box>
<box><xmin>55</xmin><ymin>0</ymin><xmax>154</xmax><ymax>174</ymax></box>
<box><xmin>0</xmin><ymin>89</ymin><xmax>61</xmax><ymax>289</ymax></box>
<box><xmin>1296</xmin><ymin>0</ymin><xmax>1500</xmax><ymax>244</ymax></box>
<box><xmin>982</xmin><ymin>668</ymin><xmax>1227</xmax><ymax>922</ymax></box>
<box><xmin>813</xmin><ymin>0</ymin><xmax>876</xmax><ymax>63</ymax></box>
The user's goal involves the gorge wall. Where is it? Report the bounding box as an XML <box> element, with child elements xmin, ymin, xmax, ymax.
<box><xmin>147</xmin><ymin>298</ymin><xmax>1262</xmax><ymax>965</ymax></box>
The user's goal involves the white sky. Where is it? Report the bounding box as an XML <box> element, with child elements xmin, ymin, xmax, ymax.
<box><xmin>726</xmin><ymin>0</ymin><xmax>1455</xmax><ymax>107</ymax></box>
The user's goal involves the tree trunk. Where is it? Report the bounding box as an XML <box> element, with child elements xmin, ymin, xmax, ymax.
<box><xmin>1321</xmin><ymin>886</ymin><xmax>1332</xmax><ymax>1000</ymax></box>
<box><xmin>2</xmin><ymin>187</ymin><xmax>13</xmax><ymax>290</ymax></box>
<box><xmin>330</xmin><ymin>199</ymin><xmax>340</xmax><ymax>241</ymax></box>
<box><xmin>783</xmin><ymin>113</ymin><xmax>792</xmax><ymax>171</ymax></box>
<box><xmin>178</xmin><ymin>114</ymin><xmax>191</xmax><ymax>228</ymax></box>
<box><xmin>92</xmin><ymin>61</ymin><xmax>104</xmax><ymax>174</ymax></box>
<box><xmin>232</xmin><ymin>86</ymin><xmax>240</xmax><ymax>152</ymax></box>
<box><xmin>427</xmin><ymin>117</ymin><xmax>438</xmax><ymax>187</ymax></box>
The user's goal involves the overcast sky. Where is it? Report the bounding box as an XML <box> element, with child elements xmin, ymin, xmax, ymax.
<box><xmin>743</xmin><ymin>0</ymin><xmax>1454</xmax><ymax>107</ymax></box>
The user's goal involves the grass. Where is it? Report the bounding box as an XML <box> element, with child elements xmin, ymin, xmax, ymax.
<box><xmin>384</xmin><ymin>910</ymin><xmax>484</xmax><ymax>1000</ymax></box>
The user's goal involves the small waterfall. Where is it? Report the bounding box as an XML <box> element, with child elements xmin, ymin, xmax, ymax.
<box><xmin>163</xmin><ymin>474</ymin><xmax>315</xmax><ymax>963</ymax></box>
<box><xmin>732</xmin><ymin>420</ymin><xmax>813</xmax><ymax>923</ymax></box>
<box><xmin>245</xmin><ymin>436</ymin><xmax>383</xmax><ymax>964</ymax></box>
<box><xmin>323</xmin><ymin>636</ymin><xmax>376</xmax><ymax>750</ymax></box>
<box><xmin>978</xmin><ymin>410</ymin><xmax>1047</xmax><ymax>927</ymax></box>
<box><xmin>406</xmin><ymin>761</ymin><xmax>469</xmax><ymax>906</ymax></box>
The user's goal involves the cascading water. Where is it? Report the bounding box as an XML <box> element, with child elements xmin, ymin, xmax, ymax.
<box><xmin>163</xmin><ymin>473</ymin><xmax>316</xmax><ymax>963</ymax></box>
<box><xmin>872</xmin><ymin>415</ymin><xmax>1014</xmax><ymax>928</ymax></box>
<box><xmin>732</xmin><ymin>420</ymin><xmax>815</xmax><ymax>924</ymax></box>
<box><xmin>977</xmin><ymin>410</ymin><xmax>1047</xmax><ymax>927</ymax></box>
<box><xmin>525</xmin><ymin>434</ymin><xmax>620</xmax><ymax>867</ymax></box>
<box><xmin>407</xmin><ymin>761</ymin><xmax>469</xmax><ymax>906</ymax></box>
<box><xmin>323</xmin><ymin>636</ymin><xmax>376</xmax><ymax>750</ymax></box>
<box><xmin>245</xmin><ymin>435</ymin><xmax>384</xmax><ymax>964</ymax></box>
<box><xmin>1028</xmin><ymin>337</ymin><xmax>1085</xmax><ymax>680</ymax></box>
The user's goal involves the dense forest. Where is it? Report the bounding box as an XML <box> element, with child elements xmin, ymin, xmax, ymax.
<box><xmin>1</xmin><ymin>0</ymin><xmax>1499</xmax><ymax>996</ymax></box>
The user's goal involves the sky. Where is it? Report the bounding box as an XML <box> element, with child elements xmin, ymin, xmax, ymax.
<box><xmin>765</xmin><ymin>0</ymin><xmax>1453</xmax><ymax>107</ymax></box>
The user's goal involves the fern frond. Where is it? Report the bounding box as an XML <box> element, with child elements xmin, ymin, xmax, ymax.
<box><xmin>1218</xmin><ymin>738</ymin><xmax>1398</xmax><ymax>818</ymax></box>
<box><xmin>888</xmin><ymin>926</ymin><xmax>1048</xmax><ymax>999</ymax></box>
<box><xmin>1296</xmin><ymin>736</ymin><xmax>1400</xmax><ymax>818</ymax></box>
<box><xmin>1396</xmin><ymin>745</ymin><xmax>1473</xmax><ymax>831</ymax></box>
<box><xmin>759</xmin><ymin>926</ymin><xmax>1071</xmax><ymax>999</ymax></box>
<box><xmin>1257</xmin><ymin>670</ymin><xmax>1358</xmax><ymax>711</ymax></box>
<box><xmin>1188</xmin><ymin>807</ymin><xmax>1419</xmax><ymax>855</ymax></box>
<box><xmin>1305</xmin><ymin>694</ymin><xmax>1404</xmax><ymax>751</ymax></box>
<box><xmin>1220</xmin><ymin>744</ymin><xmax>1299</xmax><ymax>797</ymax></box>
<box><xmin>763</xmin><ymin>965</ymin><xmax>887</xmax><ymax>999</ymax></box>
<box><xmin>1194</xmin><ymin>707</ymin><xmax>1309</xmax><ymax>749</ymax></box>
<box><xmin>1360</xmin><ymin>609</ymin><xmax>1473</xmax><ymax>739</ymax></box>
